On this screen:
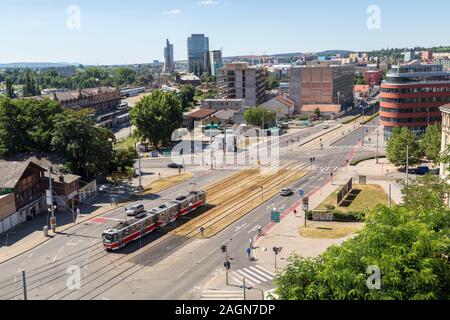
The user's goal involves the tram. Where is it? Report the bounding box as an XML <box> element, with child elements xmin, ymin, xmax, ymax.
<box><xmin>102</xmin><ymin>190</ymin><xmax>206</xmax><ymax>251</ymax></box>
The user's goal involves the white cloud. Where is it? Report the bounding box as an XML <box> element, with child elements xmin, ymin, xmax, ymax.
<box><xmin>163</xmin><ymin>9</ymin><xmax>181</xmax><ymax>15</ymax></box>
<box><xmin>198</xmin><ymin>0</ymin><xmax>220</xmax><ymax>5</ymax></box>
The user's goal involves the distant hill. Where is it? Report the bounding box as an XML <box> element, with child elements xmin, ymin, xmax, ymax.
<box><xmin>0</xmin><ymin>62</ymin><xmax>79</xmax><ymax>69</ymax></box>
<box><xmin>316</xmin><ymin>50</ymin><xmax>355</xmax><ymax>56</ymax></box>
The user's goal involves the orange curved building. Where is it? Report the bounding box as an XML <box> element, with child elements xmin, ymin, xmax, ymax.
<box><xmin>380</xmin><ymin>62</ymin><xmax>450</xmax><ymax>138</ymax></box>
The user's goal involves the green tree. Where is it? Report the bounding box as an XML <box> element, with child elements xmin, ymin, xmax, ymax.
<box><xmin>177</xmin><ymin>85</ymin><xmax>196</xmax><ymax>111</ymax></box>
<box><xmin>386</xmin><ymin>127</ymin><xmax>422</xmax><ymax>168</ymax></box>
<box><xmin>130</xmin><ymin>91</ymin><xmax>183</xmax><ymax>148</ymax></box>
<box><xmin>22</xmin><ymin>70</ymin><xmax>40</xmax><ymax>97</ymax></box>
<box><xmin>0</xmin><ymin>98</ymin><xmax>28</xmax><ymax>156</ymax></box>
<box><xmin>51</xmin><ymin>111</ymin><xmax>115</xmax><ymax>177</ymax></box>
<box><xmin>5</xmin><ymin>77</ymin><xmax>15</xmax><ymax>98</ymax></box>
<box><xmin>275</xmin><ymin>182</ymin><xmax>450</xmax><ymax>300</ymax></box>
<box><xmin>244</xmin><ymin>107</ymin><xmax>276</xmax><ymax>129</ymax></box>
<box><xmin>420</xmin><ymin>124</ymin><xmax>442</xmax><ymax>165</ymax></box>
<box><xmin>111</xmin><ymin>147</ymin><xmax>137</xmax><ymax>172</ymax></box>
<box><xmin>314</xmin><ymin>108</ymin><xmax>321</xmax><ymax>118</ymax></box>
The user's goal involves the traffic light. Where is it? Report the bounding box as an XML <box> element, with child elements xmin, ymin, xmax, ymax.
<box><xmin>221</xmin><ymin>245</ymin><xmax>227</xmax><ymax>253</ymax></box>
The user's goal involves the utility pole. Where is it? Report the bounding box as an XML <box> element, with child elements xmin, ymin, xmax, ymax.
<box><xmin>376</xmin><ymin>125</ymin><xmax>379</xmax><ymax>164</ymax></box>
<box><xmin>388</xmin><ymin>184</ymin><xmax>392</xmax><ymax>208</ymax></box>
<box><xmin>48</xmin><ymin>167</ymin><xmax>55</xmax><ymax>232</ymax></box>
<box><xmin>136</xmin><ymin>143</ymin><xmax>142</xmax><ymax>193</ymax></box>
<box><xmin>22</xmin><ymin>270</ymin><xmax>27</xmax><ymax>301</ymax></box>
<box><xmin>406</xmin><ymin>144</ymin><xmax>409</xmax><ymax>187</ymax></box>
<box><xmin>361</xmin><ymin>107</ymin><xmax>366</xmax><ymax>146</ymax></box>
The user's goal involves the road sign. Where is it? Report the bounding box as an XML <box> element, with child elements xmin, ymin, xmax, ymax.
<box><xmin>151</xmin><ymin>151</ymin><xmax>159</xmax><ymax>158</ymax></box>
<box><xmin>302</xmin><ymin>197</ymin><xmax>309</xmax><ymax>211</ymax></box>
<box><xmin>271</xmin><ymin>211</ymin><xmax>281</xmax><ymax>223</ymax></box>
<box><xmin>46</xmin><ymin>190</ymin><xmax>52</xmax><ymax>206</ymax></box>
<box><xmin>299</xmin><ymin>189</ymin><xmax>305</xmax><ymax>197</ymax></box>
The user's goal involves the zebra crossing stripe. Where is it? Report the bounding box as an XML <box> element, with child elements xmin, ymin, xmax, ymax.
<box><xmin>242</xmin><ymin>268</ymin><xmax>268</xmax><ymax>282</ymax></box>
<box><xmin>236</xmin><ymin>269</ymin><xmax>261</xmax><ymax>284</ymax></box>
<box><xmin>201</xmin><ymin>291</ymin><xmax>243</xmax><ymax>300</ymax></box>
<box><xmin>254</xmin><ymin>265</ymin><xmax>276</xmax><ymax>277</ymax></box>
<box><xmin>249</xmin><ymin>266</ymin><xmax>274</xmax><ymax>281</ymax></box>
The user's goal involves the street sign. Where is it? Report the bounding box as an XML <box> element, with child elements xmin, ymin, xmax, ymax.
<box><xmin>151</xmin><ymin>151</ymin><xmax>159</xmax><ymax>158</ymax></box>
<box><xmin>46</xmin><ymin>190</ymin><xmax>52</xmax><ymax>206</ymax></box>
<box><xmin>299</xmin><ymin>189</ymin><xmax>305</xmax><ymax>197</ymax></box>
<box><xmin>271</xmin><ymin>211</ymin><xmax>281</xmax><ymax>223</ymax></box>
<box><xmin>302</xmin><ymin>197</ymin><xmax>309</xmax><ymax>211</ymax></box>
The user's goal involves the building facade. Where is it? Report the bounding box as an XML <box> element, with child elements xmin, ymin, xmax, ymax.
<box><xmin>217</xmin><ymin>62</ymin><xmax>266</xmax><ymax>107</ymax></box>
<box><xmin>209</xmin><ymin>50</ymin><xmax>223</xmax><ymax>77</ymax></box>
<box><xmin>440</xmin><ymin>104</ymin><xmax>450</xmax><ymax>180</ymax></box>
<box><xmin>164</xmin><ymin>39</ymin><xmax>175</xmax><ymax>74</ymax></box>
<box><xmin>187</xmin><ymin>34</ymin><xmax>210</xmax><ymax>76</ymax></box>
<box><xmin>380</xmin><ymin>61</ymin><xmax>450</xmax><ymax>138</ymax></box>
<box><xmin>0</xmin><ymin>159</ymin><xmax>81</xmax><ymax>234</ymax></box>
<box><xmin>364</xmin><ymin>70</ymin><xmax>383</xmax><ymax>86</ymax></box>
<box><xmin>290</xmin><ymin>63</ymin><xmax>355</xmax><ymax>114</ymax></box>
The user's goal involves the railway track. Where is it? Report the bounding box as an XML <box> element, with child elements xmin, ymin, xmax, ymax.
<box><xmin>2</xmin><ymin>122</ymin><xmax>358</xmax><ymax>300</ymax></box>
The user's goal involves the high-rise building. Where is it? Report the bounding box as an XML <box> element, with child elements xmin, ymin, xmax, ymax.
<box><xmin>187</xmin><ymin>34</ymin><xmax>210</xmax><ymax>76</ymax></box>
<box><xmin>164</xmin><ymin>39</ymin><xmax>174</xmax><ymax>74</ymax></box>
<box><xmin>404</xmin><ymin>50</ymin><xmax>415</xmax><ymax>62</ymax></box>
<box><xmin>380</xmin><ymin>61</ymin><xmax>450</xmax><ymax>138</ymax></box>
<box><xmin>289</xmin><ymin>62</ymin><xmax>355</xmax><ymax>114</ymax></box>
<box><xmin>209</xmin><ymin>50</ymin><xmax>223</xmax><ymax>77</ymax></box>
<box><xmin>217</xmin><ymin>62</ymin><xmax>266</xmax><ymax>107</ymax></box>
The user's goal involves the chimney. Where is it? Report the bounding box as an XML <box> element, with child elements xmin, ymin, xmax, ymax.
<box><xmin>58</xmin><ymin>173</ymin><xmax>65</xmax><ymax>183</ymax></box>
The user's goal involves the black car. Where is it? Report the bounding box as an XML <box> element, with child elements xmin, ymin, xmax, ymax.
<box><xmin>168</xmin><ymin>163</ymin><xmax>184</xmax><ymax>169</ymax></box>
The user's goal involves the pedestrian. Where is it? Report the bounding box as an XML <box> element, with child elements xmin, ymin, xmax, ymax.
<box><xmin>257</xmin><ymin>225</ymin><xmax>262</xmax><ymax>236</ymax></box>
<box><xmin>200</xmin><ymin>226</ymin><xmax>205</xmax><ymax>237</ymax></box>
<box><xmin>246</xmin><ymin>247</ymin><xmax>252</xmax><ymax>261</ymax></box>
<box><xmin>249</xmin><ymin>238</ymin><xmax>254</xmax><ymax>249</ymax></box>
<box><xmin>76</xmin><ymin>207</ymin><xmax>81</xmax><ymax>217</ymax></box>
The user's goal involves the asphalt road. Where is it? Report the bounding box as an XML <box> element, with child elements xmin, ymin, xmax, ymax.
<box><xmin>0</xmin><ymin>121</ymin><xmax>371</xmax><ymax>300</ymax></box>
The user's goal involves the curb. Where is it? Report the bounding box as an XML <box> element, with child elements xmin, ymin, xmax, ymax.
<box><xmin>0</xmin><ymin>173</ymin><xmax>197</xmax><ymax>265</ymax></box>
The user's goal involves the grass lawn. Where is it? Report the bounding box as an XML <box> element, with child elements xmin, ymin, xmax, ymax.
<box><xmin>142</xmin><ymin>173</ymin><xmax>193</xmax><ymax>195</ymax></box>
<box><xmin>317</xmin><ymin>184</ymin><xmax>391</xmax><ymax>213</ymax></box>
<box><xmin>299</xmin><ymin>221</ymin><xmax>364</xmax><ymax>239</ymax></box>
<box><xmin>115</xmin><ymin>135</ymin><xmax>138</xmax><ymax>150</ymax></box>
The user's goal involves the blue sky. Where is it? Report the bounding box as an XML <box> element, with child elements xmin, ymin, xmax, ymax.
<box><xmin>1</xmin><ymin>0</ymin><xmax>450</xmax><ymax>65</ymax></box>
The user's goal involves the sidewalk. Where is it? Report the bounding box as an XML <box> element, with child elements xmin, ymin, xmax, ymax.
<box><xmin>254</xmin><ymin>158</ymin><xmax>404</xmax><ymax>273</ymax></box>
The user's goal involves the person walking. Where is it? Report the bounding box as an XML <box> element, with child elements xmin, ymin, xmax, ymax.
<box><xmin>249</xmin><ymin>238</ymin><xmax>253</xmax><ymax>249</ymax></box>
<box><xmin>257</xmin><ymin>225</ymin><xmax>262</xmax><ymax>236</ymax></box>
<box><xmin>200</xmin><ymin>226</ymin><xmax>205</xmax><ymax>238</ymax></box>
<box><xmin>246</xmin><ymin>247</ymin><xmax>252</xmax><ymax>261</ymax></box>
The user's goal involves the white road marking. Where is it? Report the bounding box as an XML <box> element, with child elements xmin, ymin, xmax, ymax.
<box><xmin>177</xmin><ymin>269</ymin><xmax>190</xmax><ymax>279</ymax></box>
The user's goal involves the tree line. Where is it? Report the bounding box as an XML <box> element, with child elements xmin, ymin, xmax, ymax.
<box><xmin>0</xmin><ymin>97</ymin><xmax>135</xmax><ymax>178</ymax></box>
<box><xmin>386</xmin><ymin>125</ymin><xmax>442</xmax><ymax>168</ymax></box>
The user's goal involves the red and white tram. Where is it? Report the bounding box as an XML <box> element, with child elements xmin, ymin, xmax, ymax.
<box><xmin>102</xmin><ymin>190</ymin><xmax>206</xmax><ymax>251</ymax></box>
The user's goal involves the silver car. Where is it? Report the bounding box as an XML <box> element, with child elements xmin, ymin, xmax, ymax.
<box><xmin>280</xmin><ymin>188</ymin><xmax>293</xmax><ymax>196</ymax></box>
<box><xmin>126</xmin><ymin>204</ymin><xmax>145</xmax><ymax>216</ymax></box>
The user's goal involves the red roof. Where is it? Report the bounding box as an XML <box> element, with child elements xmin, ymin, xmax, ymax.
<box><xmin>187</xmin><ymin>109</ymin><xmax>217</xmax><ymax>119</ymax></box>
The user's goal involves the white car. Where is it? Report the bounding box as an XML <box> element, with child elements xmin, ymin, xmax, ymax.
<box><xmin>280</xmin><ymin>188</ymin><xmax>293</xmax><ymax>196</ymax></box>
<box><xmin>126</xmin><ymin>204</ymin><xmax>145</xmax><ymax>216</ymax></box>
<box><xmin>323</xmin><ymin>123</ymin><xmax>329</xmax><ymax>129</ymax></box>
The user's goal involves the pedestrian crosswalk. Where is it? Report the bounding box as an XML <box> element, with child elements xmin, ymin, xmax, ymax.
<box><xmin>330</xmin><ymin>145</ymin><xmax>355</xmax><ymax>150</ymax></box>
<box><xmin>229</xmin><ymin>265</ymin><xmax>276</xmax><ymax>287</ymax></box>
<box><xmin>314</xmin><ymin>166</ymin><xmax>340</xmax><ymax>173</ymax></box>
<box><xmin>201</xmin><ymin>290</ymin><xmax>244</xmax><ymax>300</ymax></box>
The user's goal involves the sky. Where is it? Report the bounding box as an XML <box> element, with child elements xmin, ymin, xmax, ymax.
<box><xmin>1</xmin><ymin>0</ymin><xmax>450</xmax><ymax>65</ymax></box>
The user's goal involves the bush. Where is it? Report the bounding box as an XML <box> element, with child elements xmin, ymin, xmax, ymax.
<box><xmin>325</xmin><ymin>204</ymin><xmax>335</xmax><ymax>211</ymax></box>
<box><xmin>332</xmin><ymin>210</ymin><xmax>365</xmax><ymax>222</ymax></box>
<box><xmin>306</xmin><ymin>211</ymin><xmax>313</xmax><ymax>220</ymax></box>
<box><xmin>343</xmin><ymin>115</ymin><xmax>362</xmax><ymax>125</ymax></box>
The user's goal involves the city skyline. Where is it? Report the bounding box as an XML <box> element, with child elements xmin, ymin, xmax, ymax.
<box><xmin>2</xmin><ymin>0</ymin><xmax>450</xmax><ymax>65</ymax></box>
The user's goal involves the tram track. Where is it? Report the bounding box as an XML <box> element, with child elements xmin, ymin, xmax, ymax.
<box><xmin>4</xmin><ymin>123</ymin><xmax>353</xmax><ymax>300</ymax></box>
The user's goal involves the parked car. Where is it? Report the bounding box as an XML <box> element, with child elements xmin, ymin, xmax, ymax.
<box><xmin>416</xmin><ymin>166</ymin><xmax>430</xmax><ymax>175</ymax></box>
<box><xmin>280</xmin><ymin>188</ymin><xmax>293</xmax><ymax>196</ymax></box>
<box><xmin>98</xmin><ymin>184</ymin><xmax>111</xmax><ymax>193</ymax></box>
<box><xmin>126</xmin><ymin>204</ymin><xmax>145</xmax><ymax>216</ymax></box>
<box><xmin>168</xmin><ymin>163</ymin><xmax>184</xmax><ymax>169</ymax></box>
